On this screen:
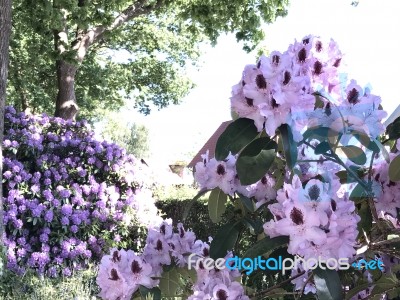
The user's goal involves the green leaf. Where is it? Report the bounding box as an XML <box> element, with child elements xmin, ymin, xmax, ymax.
<box><xmin>336</xmin><ymin>167</ymin><xmax>367</xmax><ymax>184</ymax></box>
<box><xmin>356</xmin><ymin>201</ymin><xmax>373</xmax><ymax>237</ymax></box>
<box><xmin>313</xmin><ymin>268</ymin><xmax>343</xmax><ymax>300</ymax></box>
<box><xmin>349</xmin><ymin>183</ymin><xmax>368</xmax><ymax>202</ymax></box>
<box><xmin>215</xmin><ymin>118</ymin><xmax>258</xmax><ymax>160</ymax></box>
<box><xmin>370</xmin><ymin>274</ymin><xmax>400</xmax><ymax>297</ymax></box>
<box><xmin>340</xmin><ymin>145</ymin><xmax>367</xmax><ymax>165</ymax></box>
<box><xmin>350</xmin><ymin>130</ymin><xmax>380</xmax><ymax>153</ymax></box>
<box><xmin>243</xmin><ymin>236</ymin><xmax>289</xmax><ymax>259</ymax></box>
<box><xmin>138</xmin><ymin>286</ymin><xmax>161</xmax><ymax>300</ymax></box>
<box><xmin>375</xmin><ymin>138</ymin><xmax>390</xmax><ymax>163</ymax></box>
<box><xmin>389</xmin><ymin>155</ymin><xmax>400</xmax><ymax>181</ymax></box>
<box><xmin>183</xmin><ymin>189</ymin><xmax>210</xmax><ymax>221</ymax></box>
<box><xmin>208</xmin><ymin>188</ymin><xmax>227</xmax><ymax>223</ymax></box>
<box><xmin>158</xmin><ymin>268</ymin><xmax>180</xmax><ymax>296</ymax></box>
<box><xmin>314</xmin><ymin>141</ymin><xmax>331</xmax><ymax>155</ymax></box>
<box><xmin>238</xmin><ymin>193</ymin><xmax>255</xmax><ymax>212</ymax></box>
<box><xmin>278</xmin><ymin>124</ymin><xmax>298</xmax><ymax>169</ymax></box>
<box><xmin>386</xmin><ymin>116</ymin><xmax>400</xmax><ymax>140</ymax></box>
<box><xmin>302</xmin><ymin>126</ymin><xmax>339</xmax><ymax>142</ymax></box>
<box><xmin>236</xmin><ymin>137</ymin><xmax>277</xmax><ymax>185</ymax></box>
<box><xmin>209</xmin><ymin>220</ymin><xmax>242</xmax><ymax>259</ymax></box>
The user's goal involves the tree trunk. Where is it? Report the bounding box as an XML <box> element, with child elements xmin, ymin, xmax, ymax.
<box><xmin>0</xmin><ymin>0</ymin><xmax>13</xmax><ymax>247</ymax></box>
<box><xmin>54</xmin><ymin>59</ymin><xmax>79</xmax><ymax>120</ymax></box>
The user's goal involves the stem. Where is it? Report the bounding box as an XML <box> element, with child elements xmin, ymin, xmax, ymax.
<box><xmin>371</xmin><ymin>237</ymin><xmax>400</xmax><ymax>247</ymax></box>
<box><xmin>367</xmin><ymin>152</ymin><xmax>376</xmax><ymax>183</ymax></box>
<box><xmin>248</xmin><ymin>270</ymin><xmax>306</xmax><ymax>299</ymax></box>
<box><xmin>297</xmin><ymin>159</ymin><xmax>328</xmax><ymax>163</ymax></box>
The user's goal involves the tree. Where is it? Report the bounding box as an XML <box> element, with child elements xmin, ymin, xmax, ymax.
<box><xmin>0</xmin><ymin>0</ymin><xmax>12</xmax><ymax>247</ymax></box>
<box><xmin>7</xmin><ymin>0</ymin><xmax>289</xmax><ymax>120</ymax></box>
<box><xmin>100</xmin><ymin>112</ymin><xmax>149</xmax><ymax>158</ymax></box>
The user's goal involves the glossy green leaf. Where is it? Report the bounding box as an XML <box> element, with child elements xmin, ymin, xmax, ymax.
<box><xmin>350</xmin><ymin>130</ymin><xmax>379</xmax><ymax>153</ymax></box>
<box><xmin>278</xmin><ymin>124</ymin><xmax>298</xmax><ymax>169</ymax></box>
<box><xmin>313</xmin><ymin>268</ymin><xmax>343</xmax><ymax>300</ymax></box>
<box><xmin>236</xmin><ymin>137</ymin><xmax>277</xmax><ymax>185</ymax></box>
<box><xmin>208</xmin><ymin>188</ymin><xmax>227</xmax><ymax>223</ymax></box>
<box><xmin>389</xmin><ymin>155</ymin><xmax>400</xmax><ymax>182</ymax></box>
<box><xmin>139</xmin><ymin>286</ymin><xmax>161</xmax><ymax>300</ymax></box>
<box><xmin>209</xmin><ymin>221</ymin><xmax>242</xmax><ymax>259</ymax></box>
<box><xmin>356</xmin><ymin>201</ymin><xmax>372</xmax><ymax>237</ymax></box>
<box><xmin>238</xmin><ymin>193</ymin><xmax>255</xmax><ymax>212</ymax></box>
<box><xmin>375</xmin><ymin>138</ymin><xmax>390</xmax><ymax>163</ymax></box>
<box><xmin>386</xmin><ymin>116</ymin><xmax>400</xmax><ymax>140</ymax></box>
<box><xmin>370</xmin><ymin>274</ymin><xmax>400</xmax><ymax>297</ymax></box>
<box><xmin>158</xmin><ymin>268</ymin><xmax>181</xmax><ymax>296</ymax></box>
<box><xmin>340</xmin><ymin>145</ymin><xmax>367</xmax><ymax>165</ymax></box>
<box><xmin>315</xmin><ymin>141</ymin><xmax>331</xmax><ymax>155</ymax></box>
<box><xmin>243</xmin><ymin>236</ymin><xmax>289</xmax><ymax>259</ymax></box>
<box><xmin>349</xmin><ymin>183</ymin><xmax>368</xmax><ymax>202</ymax></box>
<box><xmin>302</xmin><ymin>126</ymin><xmax>339</xmax><ymax>142</ymax></box>
<box><xmin>215</xmin><ymin>118</ymin><xmax>259</xmax><ymax>160</ymax></box>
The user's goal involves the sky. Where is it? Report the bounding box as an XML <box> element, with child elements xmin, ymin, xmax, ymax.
<box><xmin>121</xmin><ymin>0</ymin><xmax>400</xmax><ymax>168</ymax></box>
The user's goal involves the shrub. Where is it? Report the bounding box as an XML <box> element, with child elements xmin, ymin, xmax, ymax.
<box><xmin>2</xmin><ymin>106</ymin><xmax>159</xmax><ymax>277</ymax></box>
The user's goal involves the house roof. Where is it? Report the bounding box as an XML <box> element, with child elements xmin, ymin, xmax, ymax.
<box><xmin>187</xmin><ymin>120</ymin><xmax>232</xmax><ymax>169</ymax></box>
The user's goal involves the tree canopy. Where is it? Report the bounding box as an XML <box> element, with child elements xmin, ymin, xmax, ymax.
<box><xmin>7</xmin><ymin>0</ymin><xmax>289</xmax><ymax>121</ymax></box>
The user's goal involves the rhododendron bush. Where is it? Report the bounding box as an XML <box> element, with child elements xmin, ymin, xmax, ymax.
<box><xmin>90</xmin><ymin>35</ymin><xmax>400</xmax><ymax>299</ymax></box>
<box><xmin>2</xmin><ymin>107</ymin><xmax>161</xmax><ymax>277</ymax></box>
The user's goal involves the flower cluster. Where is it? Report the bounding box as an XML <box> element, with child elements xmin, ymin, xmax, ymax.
<box><xmin>2</xmin><ymin>106</ymin><xmax>160</xmax><ymax>276</ymax></box>
<box><xmin>264</xmin><ymin>175</ymin><xmax>360</xmax><ymax>261</ymax></box>
<box><xmin>96</xmin><ymin>219</ymin><xmax>248</xmax><ymax>300</ymax></box>
<box><xmin>194</xmin><ymin>151</ymin><xmax>276</xmax><ymax>207</ymax></box>
<box><xmin>371</xmin><ymin>153</ymin><xmax>400</xmax><ymax>218</ymax></box>
<box><xmin>231</xmin><ymin>35</ymin><xmax>386</xmax><ymax>141</ymax></box>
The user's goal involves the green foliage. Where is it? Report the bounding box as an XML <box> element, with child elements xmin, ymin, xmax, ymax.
<box><xmin>0</xmin><ymin>264</ymin><xmax>99</xmax><ymax>300</ymax></box>
<box><xmin>208</xmin><ymin>188</ymin><xmax>227</xmax><ymax>223</ymax></box>
<box><xmin>7</xmin><ymin>0</ymin><xmax>289</xmax><ymax>120</ymax></box>
<box><xmin>389</xmin><ymin>155</ymin><xmax>400</xmax><ymax>181</ymax></box>
<box><xmin>236</xmin><ymin>136</ymin><xmax>278</xmax><ymax>185</ymax></box>
<box><xmin>100</xmin><ymin>111</ymin><xmax>149</xmax><ymax>158</ymax></box>
<box><xmin>313</xmin><ymin>268</ymin><xmax>343</xmax><ymax>300</ymax></box>
<box><xmin>386</xmin><ymin>116</ymin><xmax>400</xmax><ymax>141</ymax></box>
<box><xmin>215</xmin><ymin>118</ymin><xmax>259</xmax><ymax>160</ymax></box>
<box><xmin>278</xmin><ymin>124</ymin><xmax>297</xmax><ymax>169</ymax></box>
<box><xmin>339</xmin><ymin>145</ymin><xmax>367</xmax><ymax>165</ymax></box>
<box><xmin>152</xmin><ymin>184</ymin><xmax>200</xmax><ymax>202</ymax></box>
<box><xmin>209</xmin><ymin>220</ymin><xmax>242</xmax><ymax>259</ymax></box>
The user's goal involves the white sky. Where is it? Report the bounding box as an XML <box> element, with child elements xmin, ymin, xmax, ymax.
<box><xmin>124</xmin><ymin>0</ymin><xmax>400</xmax><ymax>167</ymax></box>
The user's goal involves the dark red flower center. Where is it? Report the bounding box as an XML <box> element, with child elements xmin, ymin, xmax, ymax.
<box><xmin>313</xmin><ymin>61</ymin><xmax>323</xmax><ymax>75</ymax></box>
<box><xmin>245</xmin><ymin>97</ymin><xmax>254</xmax><ymax>106</ymax></box>
<box><xmin>256</xmin><ymin>74</ymin><xmax>267</xmax><ymax>89</ymax></box>
<box><xmin>109</xmin><ymin>268</ymin><xmax>120</xmax><ymax>281</ymax></box>
<box><xmin>217</xmin><ymin>164</ymin><xmax>226</xmax><ymax>175</ymax></box>
<box><xmin>298</xmin><ymin>48</ymin><xmax>307</xmax><ymax>63</ymax></box>
<box><xmin>290</xmin><ymin>207</ymin><xmax>304</xmax><ymax>225</ymax></box>
<box><xmin>216</xmin><ymin>289</ymin><xmax>228</xmax><ymax>300</ymax></box>
<box><xmin>131</xmin><ymin>260</ymin><xmax>142</xmax><ymax>274</ymax></box>
<box><xmin>283</xmin><ymin>71</ymin><xmax>291</xmax><ymax>85</ymax></box>
<box><xmin>347</xmin><ymin>88</ymin><xmax>359</xmax><ymax>104</ymax></box>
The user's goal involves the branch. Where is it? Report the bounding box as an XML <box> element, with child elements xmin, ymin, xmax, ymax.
<box><xmin>74</xmin><ymin>0</ymin><xmax>164</xmax><ymax>62</ymax></box>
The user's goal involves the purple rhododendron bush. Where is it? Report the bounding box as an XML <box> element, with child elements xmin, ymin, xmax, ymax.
<box><xmin>2</xmin><ymin>106</ymin><xmax>162</xmax><ymax>277</ymax></box>
<box><xmin>95</xmin><ymin>35</ymin><xmax>400</xmax><ymax>300</ymax></box>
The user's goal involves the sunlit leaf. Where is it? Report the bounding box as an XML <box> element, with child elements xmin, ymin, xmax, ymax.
<box><xmin>215</xmin><ymin>118</ymin><xmax>258</xmax><ymax>160</ymax></box>
<box><xmin>208</xmin><ymin>188</ymin><xmax>227</xmax><ymax>223</ymax></box>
